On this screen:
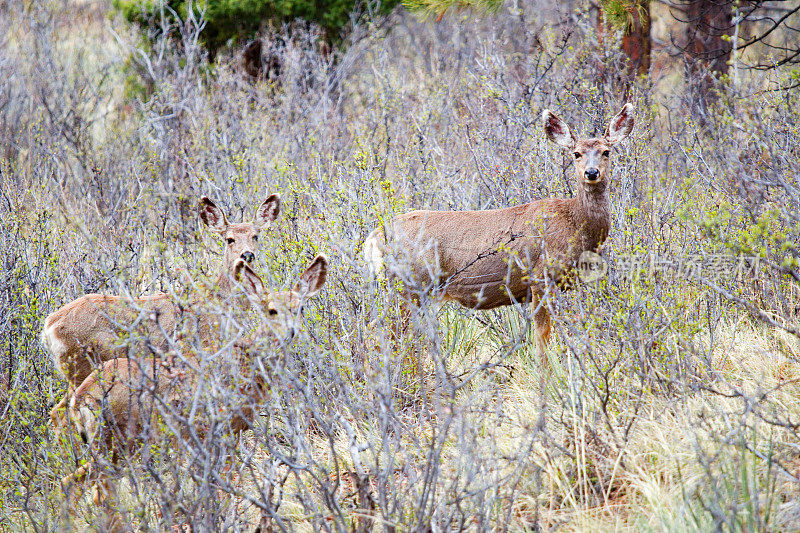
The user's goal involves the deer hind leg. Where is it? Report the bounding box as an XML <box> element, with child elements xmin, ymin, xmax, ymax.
<box><xmin>377</xmin><ymin>273</ymin><xmax>420</xmax><ymax>381</ymax></box>
<box><xmin>94</xmin><ymin>474</ymin><xmax>126</xmax><ymax>533</ymax></box>
<box><xmin>44</xmin><ymin>328</ymin><xmax>72</xmax><ymax>434</ymax></box>
<box><xmin>396</xmin><ymin>296</ymin><xmax>422</xmax><ymax>379</ymax></box>
<box><xmin>52</xmin><ymin>344</ymin><xmax>99</xmax><ymax>434</ymax></box>
<box><xmin>85</xmin><ymin>453</ymin><xmax>126</xmax><ymax>532</ymax></box>
<box><xmin>398</xmin><ymin>288</ymin><xmax>436</xmax><ymax>397</ymax></box>
<box><xmin>60</xmin><ymin>464</ymin><xmax>124</xmax><ymax>532</ymax></box>
<box><xmin>60</xmin><ymin>460</ymin><xmax>96</xmax><ymax>525</ymax></box>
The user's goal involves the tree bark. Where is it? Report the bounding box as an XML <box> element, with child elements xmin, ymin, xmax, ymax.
<box><xmin>621</xmin><ymin>0</ymin><xmax>651</xmax><ymax>78</ymax></box>
<box><xmin>684</xmin><ymin>0</ymin><xmax>733</xmax><ymax>112</ymax></box>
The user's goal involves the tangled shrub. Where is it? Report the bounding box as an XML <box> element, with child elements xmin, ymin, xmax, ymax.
<box><xmin>1</xmin><ymin>0</ymin><xmax>799</xmax><ymax>530</ymax></box>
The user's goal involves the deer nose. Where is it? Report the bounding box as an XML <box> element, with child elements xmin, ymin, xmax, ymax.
<box><xmin>585</xmin><ymin>168</ymin><xmax>600</xmax><ymax>182</ymax></box>
<box><xmin>241</xmin><ymin>251</ymin><xmax>255</xmax><ymax>263</ymax></box>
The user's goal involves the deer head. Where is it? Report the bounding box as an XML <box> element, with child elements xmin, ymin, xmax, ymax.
<box><xmin>543</xmin><ymin>103</ymin><xmax>635</xmax><ymax>189</ymax></box>
<box><xmin>234</xmin><ymin>255</ymin><xmax>328</xmax><ymax>344</ymax></box>
<box><xmin>199</xmin><ymin>194</ymin><xmax>281</xmax><ymax>270</ymax></box>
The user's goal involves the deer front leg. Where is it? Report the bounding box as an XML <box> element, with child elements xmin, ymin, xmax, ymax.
<box><xmin>532</xmin><ymin>292</ymin><xmax>552</xmax><ymax>361</ymax></box>
<box><xmin>50</xmin><ymin>387</ymin><xmax>73</xmax><ymax>436</ymax></box>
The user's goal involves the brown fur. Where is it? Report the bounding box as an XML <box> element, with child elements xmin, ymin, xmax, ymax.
<box><xmin>365</xmin><ymin>103</ymin><xmax>635</xmax><ymax>352</ymax></box>
<box><xmin>44</xmin><ymin>195</ymin><xmax>281</xmax><ymax>429</ymax></box>
<box><xmin>60</xmin><ymin>256</ymin><xmax>329</xmax><ymax>521</ymax></box>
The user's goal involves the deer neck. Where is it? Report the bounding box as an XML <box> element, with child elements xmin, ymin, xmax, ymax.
<box><xmin>214</xmin><ymin>269</ymin><xmax>255</xmax><ymax>310</ymax></box>
<box><xmin>216</xmin><ymin>271</ymin><xmax>234</xmax><ymax>294</ymax></box>
<box><xmin>574</xmin><ymin>182</ymin><xmax>611</xmax><ymax>251</ymax></box>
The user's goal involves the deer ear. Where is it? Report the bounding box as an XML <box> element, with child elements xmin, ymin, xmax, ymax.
<box><xmin>234</xmin><ymin>259</ymin><xmax>265</xmax><ymax>297</ymax></box>
<box><xmin>199</xmin><ymin>197</ymin><xmax>229</xmax><ymax>234</ymax></box>
<box><xmin>255</xmin><ymin>194</ymin><xmax>281</xmax><ymax>228</ymax></box>
<box><xmin>543</xmin><ymin>110</ymin><xmax>576</xmax><ymax>149</ymax></box>
<box><xmin>294</xmin><ymin>255</ymin><xmax>328</xmax><ymax>298</ymax></box>
<box><xmin>605</xmin><ymin>103</ymin><xmax>635</xmax><ymax>145</ymax></box>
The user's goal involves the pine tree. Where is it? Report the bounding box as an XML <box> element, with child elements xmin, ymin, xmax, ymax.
<box><xmin>114</xmin><ymin>0</ymin><xmax>400</xmax><ymax>54</ymax></box>
<box><xmin>401</xmin><ymin>0</ymin><xmax>502</xmax><ymax>22</ymax></box>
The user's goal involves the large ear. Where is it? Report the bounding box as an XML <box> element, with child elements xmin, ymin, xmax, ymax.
<box><xmin>234</xmin><ymin>259</ymin><xmax>266</xmax><ymax>298</ymax></box>
<box><xmin>293</xmin><ymin>255</ymin><xmax>328</xmax><ymax>298</ymax></box>
<box><xmin>604</xmin><ymin>103</ymin><xmax>635</xmax><ymax>145</ymax></box>
<box><xmin>255</xmin><ymin>194</ymin><xmax>281</xmax><ymax>228</ymax></box>
<box><xmin>542</xmin><ymin>110</ymin><xmax>576</xmax><ymax>149</ymax></box>
<box><xmin>199</xmin><ymin>197</ymin><xmax>229</xmax><ymax>234</ymax></box>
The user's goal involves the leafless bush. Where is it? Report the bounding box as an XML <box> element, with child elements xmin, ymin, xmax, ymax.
<box><xmin>0</xmin><ymin>0</ymin><xmax>798</xmax><ymax>529</ymax></box>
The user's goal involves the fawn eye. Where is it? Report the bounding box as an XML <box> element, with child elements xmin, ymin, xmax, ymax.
<box><xmin>268</xmin><ymin>308</ymin><xmax>278</xmax><ymax>316</ymax></box>
<box><xmin>253</xmin><ymin>234</ymin><xmax>258</xmax><ymax>242</ymax></box>
<box><xmin>602</xmin><ymin>150</ymin><xmax>610</xmax><ymax>157</ymax></box>
<box><xmin>226</xmin><ymin>238</ymin><xmax>235</xmax><ymax>245</ymax></box>
<box><xmin>573</xmin><ymin>152</ymin><xmax>581</xmax><ymax>159</ymax></box>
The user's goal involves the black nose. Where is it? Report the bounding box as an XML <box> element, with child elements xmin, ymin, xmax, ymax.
<box><xmin>585</xmin><ymin>168</ymin><xmax>600</xmax><ymax>181</ymax></box>
<box><xmin>241</xmin><ymin>251</ymin><xmax>255</xmax><ymax>263</ymax></box>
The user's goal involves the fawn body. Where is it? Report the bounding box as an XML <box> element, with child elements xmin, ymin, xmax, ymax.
<box><xmin>60</xmin><ymin>256</ymin><xmax>328</xmax><ymax>529</ymax></box>
<box><xmin>43</xmin><ymin>195</ymin><xmax>281</xmax><ymax>428</ymax></box>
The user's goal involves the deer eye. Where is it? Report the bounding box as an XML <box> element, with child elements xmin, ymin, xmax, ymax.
<box><xmin>602</xmin><ymin>150</ymin><xmax>610</xmax><ymax>157</ymax></box>
<box><xmin>253</xmin><ymin>234</ymin><xmax>258</xmax><ymax>242</ymax></box>
<box><xmin>573</xmin><ymin>152</ymin><xmax>581</xmax><ymax>159</ymax></box>
<box><xmin>226</xmin><ymin>238</ymin><xmax>235</xmax><ymax>245</ymax></box>
<box><xmin>268</xmin><ymin>308</ymin><xmax>278</xmax><ymax>316</ymax></box>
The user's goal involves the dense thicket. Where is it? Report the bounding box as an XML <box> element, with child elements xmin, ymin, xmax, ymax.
<box><xmin>1</xmin><ymin>0</ymin><xmax>798</xmax><ymax>530</ymax></box>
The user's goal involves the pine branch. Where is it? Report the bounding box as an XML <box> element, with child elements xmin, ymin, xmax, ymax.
<box><xmin>402</xmin><ymin>0</ymin><xmax>502</xmax><ymax>22</ymax></box>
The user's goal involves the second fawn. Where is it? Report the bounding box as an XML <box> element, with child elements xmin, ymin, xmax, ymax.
<box><xmin>60</xmin><ymin>255</ymin><xmax>329</xmax><ymax>529</ymax></box>
<box><xmin>43</xmin><ymin>195</ymin><xmax>281</xmax><ymax>429</ymax></box>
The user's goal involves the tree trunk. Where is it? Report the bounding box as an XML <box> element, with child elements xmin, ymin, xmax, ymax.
<box><xmin>684</xmin><ymin>0</ymin><xmax>733</xmax><ymax>114</ymax></box>
<box><xmin>621</xmin><ymin>0</ymin><xmax>651</xmax><ymax>78</ymax></box>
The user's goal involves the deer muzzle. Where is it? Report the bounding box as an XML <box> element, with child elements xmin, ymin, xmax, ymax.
<box><xmin>584</xmin><ymin>168</ymin><xmax>600</xmax><ymax>183</ymax></box>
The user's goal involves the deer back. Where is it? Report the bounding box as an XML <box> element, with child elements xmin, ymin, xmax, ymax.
<box><xmin>386</xmin><ymin>197</ymin><xmax>603</xmax><ymax>309</ymax></box>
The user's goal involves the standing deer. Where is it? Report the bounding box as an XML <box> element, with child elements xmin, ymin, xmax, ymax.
<box><xmin>364</xmin><ymin>103</ymin><xmax>635</xmax><ymax>353</ymax></box>
<box><xmin>60</xmin><ymin>256</ymin><xmax>329</xmax><ymax>531</ymax></box>
<box><xmin>43</xmin><ymin>195</ymin><xmax>281</xmax><ymax>430</ymax></box>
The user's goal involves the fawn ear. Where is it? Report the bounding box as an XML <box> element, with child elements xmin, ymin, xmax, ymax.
<box><xmin>199</xmin><ymin>197</ymin><xmax>229</xmax><ymax>234</ymax></box>
<box><xmin>255</xmin><ymin>194</ymin><xmax>281</xmax><ymax>228</ymax></box>
<box><xmin>234</xmin><ymin>259</ymin><xmax>265</xmax><ymax>297</ymax></box>
<box><xmin>294</xmin><ymin>255</ymin><xmax>328</xmax><ymax>298</ymax></box>
<box><xmin>543</xmin><ymin>110</ymin><xmax>576</xmax><ymax>149</ymax></box>
<box><xmin>605</xmin><ymin>103</ymin><xmax>635</xmax><ymax>145</ymax></box>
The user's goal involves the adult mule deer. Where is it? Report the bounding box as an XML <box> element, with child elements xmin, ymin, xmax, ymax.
<box><xmin>364</xmin><ymin>103</ymin><xmax>635</xmax><ymax>353</ymax></box>
<box><xmin>60</xmin><ymin>255</ymin><xmax>329</xmax><ymax>531</ymax></box>
<box><xmin>43</xmin><ymin>195</ymin><xmax>281</xmax><ymax>430</ymax></box>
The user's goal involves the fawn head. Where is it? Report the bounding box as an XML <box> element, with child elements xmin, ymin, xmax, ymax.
<box><xmin>199</xmin><ymin>195</ymin><xmax>281</xmax><ymax>270</ymax></box>
<box><xmin>234</xmin><ymin>255</ymin><xmax>328</xmax><ymax>344</ymax></box>
<box><xmin>543</xmin><ymin>103</ymin><xmax>635</xmax><ymax>188</ymax></box>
